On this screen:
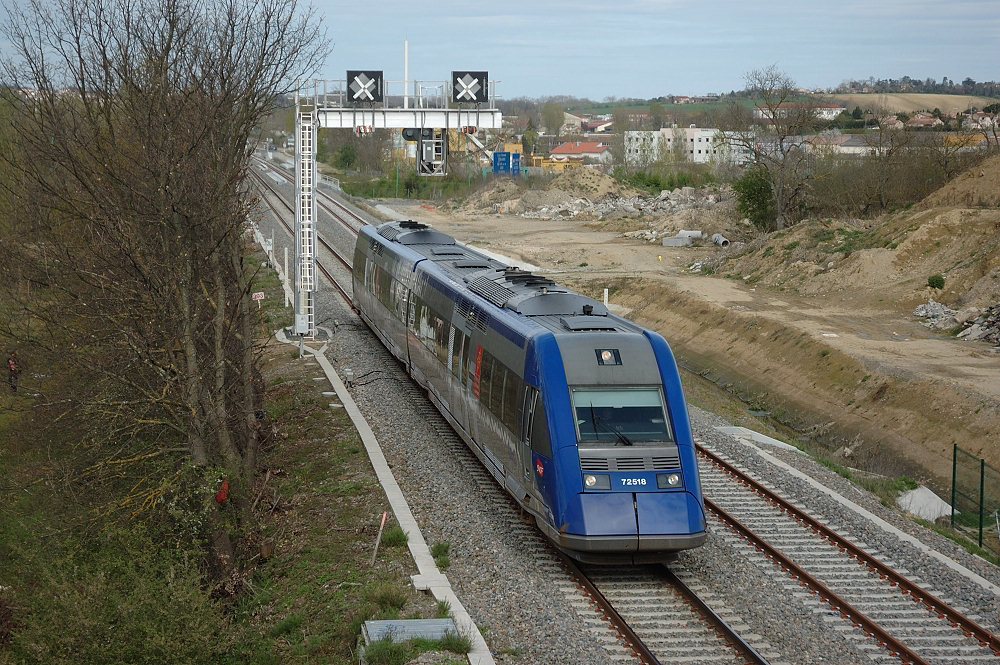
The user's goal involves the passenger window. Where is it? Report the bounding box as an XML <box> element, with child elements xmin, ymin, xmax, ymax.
<box><xmin>490</xmin><ymin>364</ymin><xmax>504</xmax><ymax>417</ymax></box>
<box><xmin>451</xmin><ymin>330</ymin><xmax>464</xmax><ymax>381</ymax></box>
<box><xmin>436</xmin><ymin>317</ymin><xmax>449</xmax><ymax>365</ymax></box>
<box><xmin>479</xmin><ymin>353</ymin><xmax>492</xmax><ymax>404</ymax></box>
<box><xmin>503</xmin><ymin>371</ymin><xmax>518</xmax><ymax>429</ymax></box>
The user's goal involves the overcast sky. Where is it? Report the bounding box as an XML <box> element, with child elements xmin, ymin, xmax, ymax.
<box><xmin>315</xmin><ymin>0</ymin><xmax>999</xmax><ymax>100</ymax></box>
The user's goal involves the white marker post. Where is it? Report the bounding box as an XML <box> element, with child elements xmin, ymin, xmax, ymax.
<box><xmin>252</xmin><ymin>291</ymin><xmax>265</xmax><ymax>335</ymax></box>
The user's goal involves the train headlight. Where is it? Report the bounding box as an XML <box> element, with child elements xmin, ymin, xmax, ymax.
<box><xmin>657</xmin><ymin>472</ymin><xmax>683</xmax><ymax>489</ymax></box>
<box><xmin>583</xmin><ymin>473</ymin><xmax>611</xmax><ymax>490</ymax></box>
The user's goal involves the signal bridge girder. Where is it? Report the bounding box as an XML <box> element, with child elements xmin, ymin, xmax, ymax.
<box><xmin>314</xmin><ymin>108</ymin><xmax>502</xmax><ymax>131</ymax></box>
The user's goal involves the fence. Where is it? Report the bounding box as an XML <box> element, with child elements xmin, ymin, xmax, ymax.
<box><xmin>952</xmin><ymin>443</ymin><xmax>1000</xmax><ymax>559</ymax></box>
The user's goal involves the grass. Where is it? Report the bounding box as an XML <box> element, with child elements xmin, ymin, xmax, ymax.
<box><xmin>382</xmin><ymin>525</ymin><xmax>408</xmax><ymax>547</ymax></box>
<box><xmin>362</xmin><ymin>630</ymin><xmax>472</xmax><ymax>665</ymax></box>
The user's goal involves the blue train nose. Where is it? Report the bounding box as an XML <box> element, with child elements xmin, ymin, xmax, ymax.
<box><xmin>563</xmin><ymin>491</ymin><xmax>707</xmax><ymax>559</ymax></box>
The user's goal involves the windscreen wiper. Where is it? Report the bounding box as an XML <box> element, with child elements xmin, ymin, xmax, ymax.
<box><xmin>590</xmin><ymin>405</ymin><xmax>633</xmax><ymax>446</ymax></box>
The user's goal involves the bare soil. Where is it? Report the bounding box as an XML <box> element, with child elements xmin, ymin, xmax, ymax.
<box><xmin>822</xmin><ymin>92</ymin><xmax>999</xmax><ymax>115</ymax></box>
<box><xmin>386</xmin><ymin>161</ymin><xmax>1000</xmax><ymax>490</ymax></box>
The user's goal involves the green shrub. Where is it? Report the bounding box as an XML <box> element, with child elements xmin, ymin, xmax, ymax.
<box><xmin>7</xmin><ymin>525</ymin><xmax>234</xmax><ymax>665</ymax></box>
<box><xmin>436</xmin><ymin>630</ymin><xmax>472</xmax><ymax>654</ymax></box>
<box><xmin>732</xmin><ymin>167</ymin><xmax>775</xmax><ymax>231</ymax></box>
<box><xmin>927</xmin><ymin>273</ymin><xmax>945</xmax><ymax>289</ymax></box>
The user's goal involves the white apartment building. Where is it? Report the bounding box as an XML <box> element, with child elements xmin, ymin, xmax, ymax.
<box><xmin>624</xmin><ymin>126</ymin><xmax>744</xmax><ymax>167</ymax></box>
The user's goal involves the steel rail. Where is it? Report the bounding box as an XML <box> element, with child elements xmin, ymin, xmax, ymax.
<box><xmin>699</xmin><ymin>443</ymin><xmax>1000</xmax><ymax>662</ymax></box>
<box><xmin>655</xmin><ymin>566</ymin><xmax>771</xmax><ymax>665</ymax></box>
<box><xmin>249</xmin><ymin>171</ymin><xmax>352</xmax><ymax>304</ymax></box>
<box><xmin>255</xmin><ymin>158</ymin><xmax>366</xmax><ymax>233</ymax></box>
<box><xmin>554</xmin><ymin>551</ymin><xmax>660</xmax><ymax>665</ymax></box>
<box><xmin>704</xmin><ymin>495</ymin><xmax>931</xmax><ymax>665</ymax></box>
<box><xmin>699</xmin><ymin>445</ymin><xmax>1000</xmax><ymax>657</ymax></box>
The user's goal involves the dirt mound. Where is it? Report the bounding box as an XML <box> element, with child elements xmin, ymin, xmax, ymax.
<box><xmin>710</xmin><ymin>208</ymin><xmax>1000</xmax><ymax>310</ymax></box>
<box><xmin>919</xmin><ymin>153</ymin><xmax>1000</xmax><ymax>208</ymax></box>
<box><xmin>453</xmin><ymin>178</ymin><xmax>525</xmax><ymax>214</ymax></box>
<box><xmin>549</xmin><ymin>167</ymin><xmax>643</xmax><ymax>199</ymax></box>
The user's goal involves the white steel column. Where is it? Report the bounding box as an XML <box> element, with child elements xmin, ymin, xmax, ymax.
<box><xmin>294</xmin><ymin>107</ymin><xmax>316</xmax><ymax>337</ymax></box>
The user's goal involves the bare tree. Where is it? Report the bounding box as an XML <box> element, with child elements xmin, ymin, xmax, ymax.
<box><xmin>914</xmin><ymin>126</ymin><xmax>988</xmax><ymax>181</ymax></box>
<box><xmin>858</xmin><ymin>101</ymin><xmax>914</xmax><ymax>214</ymax></box>
<box><xmin>717</xmin><ymin>65</ymin><xmax>818</xmax><ymax>230</ymax></box>
<box><xmin>0</xmin><ymin>0</ymin><xmax>327</xmax><ymax>574</ymax></box>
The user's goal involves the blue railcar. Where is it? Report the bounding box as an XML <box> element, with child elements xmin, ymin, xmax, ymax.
<box><xmin>352</xmin><ymin>220</ymin><xmax>706</xmax><ymax>563</ymax></box>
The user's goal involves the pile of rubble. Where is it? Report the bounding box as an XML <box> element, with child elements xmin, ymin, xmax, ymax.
<box><xmin>519</xmin><ymin>186</ymin><xmax>730</xmax><ymax>222</ymax></box>
<box><xmin>912</xmin><ymin>299</ymin><xmax>1000</xmax><ymax>345</ymax></box>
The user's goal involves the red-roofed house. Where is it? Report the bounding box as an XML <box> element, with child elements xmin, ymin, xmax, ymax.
<box><xmin>550</xmin><ymin>141</ymin><xmax>612</xmax><ymax>163</ymax></box>
<box><xmin>906</xmin><ymin>112</ymin><xmax>944</xmax><ymax>129</ymax></box>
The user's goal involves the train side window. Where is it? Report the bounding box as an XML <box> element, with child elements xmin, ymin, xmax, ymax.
<box><xmin>489</xmin><ymin>361</ymin><xmax>503</xmax><ymax>416</ymax></box>
<box><xmin>391</xmin><ymin>280</ymin><xmax>407</xmax><ymax>321</ymax></box>
<box><xmin>530</xmin><ymin>398</ymin><xmax>552</xmax><ymax>458</ymax></box>
<box><xmin>479</xmin><ymin>354</ymin><xmax>493</xmax><ymax>405</ymax></box>
<box><xmin>462</xmin><ymin>339</ymin><xmax>472</xmax><ymax>386</ymax></box>
<box><xmin>353</xmin><ymin>247</ymin><xmax>366</xmax><ymax>282</ymax></box>
<box><xmin>502</xmin><ymin>370</ymin><xmax>518</xmax><ymax>430</ymax></box>
<box><xmin>436</xmin><ymin>316</ymin><xmax>450</xmax><ymax>366</ymax></box>
<box><xmin>451</xmin><ymin>330</ymin><xmax>464</xmax><ymax>381</ymax></box>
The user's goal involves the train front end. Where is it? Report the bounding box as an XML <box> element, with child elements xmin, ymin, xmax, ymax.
<box><xmin>535</xmin><ymin>328</ymin><xmax>707</xmax><ymax>564</ymax></box>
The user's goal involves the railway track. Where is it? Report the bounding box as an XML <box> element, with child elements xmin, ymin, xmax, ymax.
<box><xmin>248</xmin><ymin>165</ymin><xmax>1000</xmax><ymax>665</ymax></box>
<box><xmin>697</xmin><ymin>442</ymin><xmax>1000</xmax><ymax>665</ymax></box>
<box><xmin>404</xmin><ymin>384</ymin><xmax>770</xmax><ymax>665</ymax></box>
<box><xmin>249</xmin><ymin>168</ymin><xmax>355</xmax><ymax>303</ymax></box>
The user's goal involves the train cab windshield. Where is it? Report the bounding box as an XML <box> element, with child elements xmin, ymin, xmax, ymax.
<box><xmin>571</xmin><ymin>387</ymin><xmax>673</xmax><ymax>447</ymax></box>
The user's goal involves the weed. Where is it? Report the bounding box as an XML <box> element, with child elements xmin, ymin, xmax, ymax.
<box><xmin>435</xmin><ymin>599</ymin><xmax>452</xmax><ymax>619</ymax></box>
<box><xmin>435</xmin><ymin>630</ymin><xmax>472</xmax><ymax>654</ymax></box>
<box><xmin>927</xmin><ymin>273</ymin><xmax>945</xmax><ymax>289</ymax></box>
<box><xmin>363</xmin><ymin>636</ymin><xmax>412</xmax><ymax>665</ymax></box>
<box><xmin>782</xmin><ymin>240</ymin><xmax>800</xmax><ymax>251</ymax></box>
<box><xmin>381</xmin><ymin>525</ymin><xmax>408</xmax><ymax>547</ymax></box>
<box><xmin>761</xmin><ymin>246</ymin><xmax>774</xmax><ymax>258</ymax></box>
<box><xmin>369</xmin><ymin>583</ymin><xmax>408</xmax><ymax>614</ymax></box>
<box><xmin>430</xmin><ymin>541</ymin><xmax>450</xmax><ymax>558</ymax></box>
<box><xmin>819</xmin><ymin>349</ymin><xmax>830</xmax><ymax>357</ymax></box>
<box><xmin>818</xmin><ymin>458</ymin><xmax>853</xmax><ymax>480</ymax></box>
<box><xmin>270</xmin><ymin>614</ymin><xmax>303</xmax><ymax>638</ymax></box>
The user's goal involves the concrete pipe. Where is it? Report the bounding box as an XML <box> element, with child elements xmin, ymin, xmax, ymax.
<box><xmin>677</xmin><ymin>229</ymin><xmax>706</xmax><ymax>239</ymax></box>
<box><xmin>711</xmin><ymin>233</ymin><xmax>730</xmax><ymax>247</ymax></box>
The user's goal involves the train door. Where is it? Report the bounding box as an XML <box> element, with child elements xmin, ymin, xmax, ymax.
<box><xmin>519</xmin><ymin>388</ymin><xmax>539</xmax><ymax>484</ymax></box>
